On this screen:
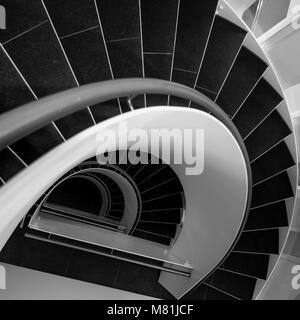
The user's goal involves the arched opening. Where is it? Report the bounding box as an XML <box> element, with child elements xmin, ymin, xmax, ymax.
<box><xmin>46</xmin><ymin>176</ymin><xmax>103</xmax><ymax>216</ymax></box>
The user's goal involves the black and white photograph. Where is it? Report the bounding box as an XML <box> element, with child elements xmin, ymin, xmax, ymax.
<box><xmin>0</xmin><ymin>0</ymin><xmax>299</xmax><ymax>305</ymax></box>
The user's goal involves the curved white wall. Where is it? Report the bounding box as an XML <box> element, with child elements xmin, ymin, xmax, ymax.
<box><xmin>0</xmin><ymin>107</ymin><xmax>249</xmax><ymax>298</ymax></box>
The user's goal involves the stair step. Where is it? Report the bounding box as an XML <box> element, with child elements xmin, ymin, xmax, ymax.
<box><xmin>205</xmin><ymin>269</ymin><xmax>257</xmax><ymax>300</ymax></box>
<box><xmin>221</xmin><ymin>252</ymin><xmax>270</xmax><ymax>279</ymax></box>
<box><xmin>3</xmin><ymin>19</ymin><xmax>94</xmax><ymax>139</ymax></box>
<box><xmin>169</xmin><ymin>96</ymin><xmax>191</xmax><ymax>107</ymax></box>
<box><xmin>141</xmin><ymin>0</ymin><xmax>177</xmax><ymax>107</ymax></box>
<box><xmin>172</xmin><ymin>0</ymin><xmax>219</xmax><ymax>73</ymax></box>
<box><xmin>245</xmin><ymin>110</ymin><xmax>292</xmax><ymax>161</ymax></box>
<box><xmin>125</xmin><ymin>163</ymin><xmax>147</xmax><ymax>177</ymax></box>
<box><xmin>203</xmin><ymin>284</ymin><xmax>239</xmax><ymax>300</ymax></box>
<box><xmin>58</xmin><ymin>25</ymin><xmax>111</xmax><ymax>84</ymax></box>
<box><xmin>196</xmin><ymin>15</ymin><xmax>247</xmax><ymax>95</ymax></box>
<box><xmin>107</xmin><ymin>210</ymin><xmax>124</xmax><ymax>220</ymax></box>
<box><xmin>181</xmin><ymin>283</ymin><xmax>238</xmax><ymax>300</ymax></box>
<box><xmin>170</xmin><ymin>70</ymin><xmax>198</xmax><ymax>107</ymax></box>
<box><xmin>137</xmin><ymin>221</ymin><xmax>178</xmax><ymax>238</ymax></box>
<box><xmin>140</xmin><ymin>178</ymin><xmax>182</xmax><ymax>201</ymax></box>
<box><xmin>43</xmin><ymin>0</ymin><xmax>99</xmax><ymax>38</ymax></box>
<box><xmin>142</xmin><ymin>193</ymin><xmax>183</xmax><ymax>211</ymax></box>
<box><xmin>11</xmin><ymin>125</ymin><xmax>64</xmax><ymax>164</ymax></box>
<box><xmin>180</xmin><ymin>284</ymin><xmax>207</xmax><ymax>300</ymax></box>
<box><xmin>0</xmin><ymin>46</ymin><xmax>36</xmax><ymax>114</ymax></box>
<box><xmin>109</xmin><ymin>203</ymin><xmax>124</xmax><ymax>211</ymax></box>
<box><xmin>216</xmin><ymin>47</ymin><xmax>268</xmax><ymax>117</ymax></box>
<box><xmin>251</xmin><ymin>141</ymin><xmax>295</xmax><ymax>184</ymax></box>
<box><xmin>0</xmin><ymin>47</ymin><xmax>64</xmax><ymax>164</ymax></box>
<box><xmin>91</xmin><ymin>100</ymin><xmax>121</xmax><ymax>124</ymax></box>
<box><xmin>58</xmin><ymin>19</ymin><xmax>122</xmax><ymax>122</ymax></box>
<box><xmin>234</xmin><ymin>229</ymin><xmax>279</xmax><ymax>254</ymax></box>
<box><xmin>0</xmin><ymin>148</ymin><xmax>26</xmax><ymax>181</ymax></box>
<box><xmin>170</xmin><ymin>0</ymin><xmax>218</xmax><ymax>106</ymax></box>
<box><xmin>132</xmin><ymin>229</ymin><xmax>172</xmax><ymax>246</ymax></box>
<box><xmin>110</xmin><ymin>194</ymin><xmax>125</xmax><ymax>203</ymax></box>
<box><xmin>144</xmin><ymin>54</ymin><xmax>172</xmax><ymax>107</ymax></box>
<box><xmin>137</xmin><ymin>165</ymin><xmax>176</xmax><ymax>188</ymax></box>
<box><xmin>245</xmin><ymin>201</ymin><xmax>288</xmax><ymax>231</ymax></box>
<box><xmin>146</xmin><ymin>94</ymin><xmax>169</xmax><ymax>107</ymax></box>
<box><xmin>233</xmin><ymin>78</ymin><xmax>283</xmax><ymax>138</ymax></box>
<box><xmin>97</xmin><ymin>0</ymin><xmax>144</xmax><ymax>106</ymax></box>
<box><xmin>141</xmin><ymin>0</ymin><xmax>178</xmax><ymax>53</ymax></box>
<box><xmin>251</xmin><ymin>171</ymin><xmax>294</xmax><ymax>207</ymax></box>
<box><xmin>140</xmin><ymin>209</ymin><xmax>182</xmax><ymax>224</ymax></box>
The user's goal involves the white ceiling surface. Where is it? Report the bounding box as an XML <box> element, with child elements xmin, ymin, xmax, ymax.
<box><xmin>226</xmin><ymin>0</ymin><xmax>257</xmax><ymax>16</ymax></box>
<box><xmin>262</xmin><ymin>27</ymin><xmax>300</xmax><ymax>89</ymax></box>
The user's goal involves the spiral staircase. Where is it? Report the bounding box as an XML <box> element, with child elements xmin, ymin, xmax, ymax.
<box><xmin>0</xmin><ymin>0</ymin><xmax>299</xmax><ymax>300</ymax></box>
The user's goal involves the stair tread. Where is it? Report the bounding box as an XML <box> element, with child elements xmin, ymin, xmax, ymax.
<box><xmin>182</xmin><ymin>283</ymin><xmax>238</xmax><ymax>300</ymax></box>
<box><xmin>0</xmin><ymin>148</ymin><xmax>26</xmax><ymax>181</ymax></box>
<box><xmin>141</xmin><ymin>178</ymin><xmax>183</xmax><ymax>201</ymax></box>
<box><xmin>251</xmin><ymin>141</ymin><xmax>295</xmax><ymax>184</ymax></box>
<box><xmin>245</xmin><ymin>110</ymin><xmax>292</xmax><ymax>161</ymax></box>
<box><xmin>141</xmin><ymin>0</ymin><xmax>178</xmax><ymax>53</ymax></box>
<box><xmin>142</xmin><ymin>192</ymin><xmax>183</xmax><ymax>211</ymax></box>
<box><xmin>144</xmin><ymin>54</ymin><xmax>172</xmax><ymax>107</ymax></box>
<box><xmin>0</xmin><ymin>1</ymin><xmax>47</xmax><ymax>44</ymax></box>
<box><xmin>206</xmin><ymin>269</ymin><xmax>257</xmax><ymax>300</ymax></box>
<box><xmin>43</xmin><ymin>0</ymin><xmax>99</xmax><ymax>38</ymax></box>
<box><xmin>137</xmin><ymin>221</ymin><xmax>178</xmax><ymax>238</ymax></box>
<box><xmin>0</xmin><ymin>47</ymin><xmax>36</xmax><ymax>114</ymax></box>
<box><xmin>98</xmin><ymin>0</ymin><xmax>144</xmax><ymax>107</ymax></box>
<box><xmin>132</xmin><ymin>229</ymin><xmax>171</xmax><ymax>246</ymax></box>
<box><xmin>172</xmin><ymin>0</ymin><xmax>219</xmax><ymax>72</ymax></box>
<box><xmin>216</xmin><ymin>46</ymin><xmax>268</xmax><ymax>117</ymax></box>
<box><xmin>140</xmin><ymin>209</ymin><xmax>182</xmax><ymax>223</ymax></box>
<box><xmin>251</xmin><ymin>171</ymin><xmax>294</xmax><ymax>207</ymax></box>
<box><xmin>196</xmin><ymin>15</ymin><xmax>247</xmax><ymax>94</ymax></box>
<box><xmin>137</xmin><ymin>165</ymin><xmax>176</xmax><ymax>187</ymax></box>
<box><xmin>234</xmin><ymin>229</ymin><xmax>279</xmax><ymax>254</ymax></box>
<box><xmin>221</xmin><ymin>252</ymin><xmax>270</xmax><ymax>280</ymax></box>
<box><xmin>233</xmin><ymin>78</ymin><xmax>283</xmax><ymax>138</ymax></box>
<box><xmin>245</xmin><ymin>201</ymin><xmax>288</xmax><ymax>231</ymax></box>
<box><xmin>11</xmin><ymin>124</ymin><xmax>64</xmax><ymax>164</ymax></box>
<box><xmin>4</xmin><ymin>21</ymin><xmax>94</xmax><ymax>139</ymax></box>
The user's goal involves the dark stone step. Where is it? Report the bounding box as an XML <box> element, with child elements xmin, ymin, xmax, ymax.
<box><xmin>234</xmin><ymin>229</ymin><xmax>279</xmax><ymax>254</ymax></box>
<box><xmin>233</xmin><ymin>78</ymin><xmax>283</xmax><ymax>138</ymax></box>
<box><xmin>251</xmin><ymin>171</ymin><xmax>294</xmax><ymax>207</ymax></box>
<box><xmin>221</xmin><ymin>252</ymin><xmax>270</xmax><ymax>279</ymax></box>
<box><xmin>251</xmin><ymin>141</ymin><xmax>295</xmax><ymax>184</ymax></box>
<box><xmin>245</xmin><ymin>110</ymin><xmax>292</xmax><ymax>161</ymax></box>
<box><xmin>245</xmin><ymin>200</ymin><xmax>288</xmax><ymax>231</ymax></box>
<box><xmin>196</xmin><ymin>15</ymin><xmax>247</xmax><ymax>95</ymax></box>
<box><xmin>205</xmin><ymin>269</ymin><xmax>257</xmax><ymax>300</ymax></box>
<box><xmin>216</xmin><ymin>47</ymin><xmax>268</xmax><ymax>117</ymax></box>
